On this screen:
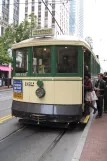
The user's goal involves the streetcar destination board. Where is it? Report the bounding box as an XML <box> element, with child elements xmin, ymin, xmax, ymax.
<box><xmin>33</xmin><ymin>28</ymin><xmax>54</xmax><ymax>37</ymax></box>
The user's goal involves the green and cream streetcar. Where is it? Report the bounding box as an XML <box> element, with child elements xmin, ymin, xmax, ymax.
<box><xmin>12</xmin><ymin>29</ymin><xmax>100</xmax><ymax>125</ymax></box>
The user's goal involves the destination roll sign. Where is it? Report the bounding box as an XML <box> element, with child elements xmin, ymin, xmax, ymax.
<box><xmin>33</xmin><ymin>28</ymin><xmax>54</xmax><ymax>37</ymax></box>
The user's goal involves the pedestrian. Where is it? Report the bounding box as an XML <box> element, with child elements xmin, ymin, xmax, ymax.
<box><xmin>103</xmin><ymin>72</ymin><xmax>107</xmax><ymax>113</ymax></box>
<box><xmin>103</xmin><ymin>72</ymin><xmax>107</xmax><ymax>81</ymax></box>
<box><xmin>84</xmin><ymin>73</ymin><xmax>97</xmax><ymax>116</ymax></box>
<box><xmin>94</xmin><ymin>73</ymin><xmax>105</xmax><ymax>118</ymax></box>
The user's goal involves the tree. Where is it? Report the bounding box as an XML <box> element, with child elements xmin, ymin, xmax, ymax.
<box><xmin>0</xmin><ymin>35</ymin><xmax>12</xmax><ymax>64</ymax></box>
<box><xmin>14</xmin><ymin>20</ymin><xmax>30</xmax><ymax>43</ymax></box>
<box><xmin>0</xmin><ymin>13</ymin><xmax>37</xmax><ymax>64</ymax></box>
<box><xmin>28</xmin><ymin>13</ymin><xmax>37</xmax><ymax>36</ymax></box>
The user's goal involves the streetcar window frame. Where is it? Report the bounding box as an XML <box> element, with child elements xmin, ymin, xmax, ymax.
<box><xmin>31</xmin><ymin>46</ymin><xmax>52</xmax><ymax>76</ymax></box>
<box><xmin>13</xmin><ymin>48</ymin><xmax>29</xmax><ymax>77</ymax></box>
<box><xmin>12</xmin><ymin>45</ymin><xmax>83</xmax><ymax>77</ymax></box>
<box><xmin>55</xmin><ymin>45</ymin><xmax>79</xmax><ymax>74</ymax></box>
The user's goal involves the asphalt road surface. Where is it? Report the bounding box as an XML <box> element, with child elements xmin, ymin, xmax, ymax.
<box><xmin>0</xmin><ymin>90</ymin><xmax>84</xmax><ymax>161</ymax></box>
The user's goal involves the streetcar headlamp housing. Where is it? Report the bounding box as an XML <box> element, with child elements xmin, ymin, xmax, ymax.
<box><xmin>36</xmin><ymin>88</ymin><xmax>45</xmax><ymax>98</ymax></box>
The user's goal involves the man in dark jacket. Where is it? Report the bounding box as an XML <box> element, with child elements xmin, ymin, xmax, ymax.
<box><xmin>94</xmin><ymin>73</ymin><xmax>105</xmax><ymax>118</ymax></box>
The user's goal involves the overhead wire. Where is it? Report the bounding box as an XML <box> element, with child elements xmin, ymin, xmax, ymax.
<box><xmin>0</xmin><ymin>0</ymin><xmax>73</xmax><ymax>6</ymax></box>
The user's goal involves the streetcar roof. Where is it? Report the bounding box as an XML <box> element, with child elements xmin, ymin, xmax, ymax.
<box><xmin>12</xmin><ymin>36</ymin><xmax>91</xmax><ymax>49</ymax></box>
<box><xmin>12</xmin><ymin>35</ymin><xmax>99</xmax><ymax>64</ymax></box>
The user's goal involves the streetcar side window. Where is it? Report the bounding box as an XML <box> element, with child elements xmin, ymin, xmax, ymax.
<box><xmin>32</xmin><ymin>47</ymin><xmax>51</xmax><ymax>74</ymax></box>
<box><xmin>15</xmin><ymin>48</ymin><xmax>28</xmax><ymax>74</ymax></box>
<box><xmin>56</xmin><ymin>46</ymin><xmax>78</xmax><ymax>73</ymax></box>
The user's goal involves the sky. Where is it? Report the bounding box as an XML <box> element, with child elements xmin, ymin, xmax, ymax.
<box><xmin>84</xmin><ymin>0</ymin><xmax>107</xmax><ymax>72</ymax></box>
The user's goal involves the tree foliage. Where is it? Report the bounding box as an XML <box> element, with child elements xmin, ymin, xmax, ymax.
<box><xmin>0</xmin><ymin>13</ymin><xmax>37</xmax><ymax>64</ymax></box>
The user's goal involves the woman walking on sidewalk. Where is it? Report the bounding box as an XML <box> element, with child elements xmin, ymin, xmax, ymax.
<box><xmin>84</xmin><ymin>73</ymin><xmax>97</xmax><ymax>116</ymax></box>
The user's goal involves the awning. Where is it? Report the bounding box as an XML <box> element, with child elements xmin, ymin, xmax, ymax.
<box><xmin>0</xmin><ymin>66</ymin><xmax>12</xmax><ymax>72</ymax></box>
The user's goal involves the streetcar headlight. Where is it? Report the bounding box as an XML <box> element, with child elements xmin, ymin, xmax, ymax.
<box><xmin>36</xmin><ymin>88</ymin><xmax>45</xmax><ymax>98</ymax></box>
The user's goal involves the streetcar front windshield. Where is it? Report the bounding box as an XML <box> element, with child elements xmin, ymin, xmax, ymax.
<box><xmin>15</xmin><ymin>48</ymin><xmax>28</xmax><ymax>74</ymax></box>
<box><xmin>32</xmin><ymin>47</ymin><xmax>51</xmax><ymax>74</ymax></box>
<box><xmin>56</xmin><ymin>46</ymin><xmax>78</xmax><ymax>73</ymax></box>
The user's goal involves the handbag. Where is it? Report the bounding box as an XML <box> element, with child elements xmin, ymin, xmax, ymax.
<box><xmin>85</xmin><ymin>90</ymin><xmax>98</xmax><ymax>101</ymax></box>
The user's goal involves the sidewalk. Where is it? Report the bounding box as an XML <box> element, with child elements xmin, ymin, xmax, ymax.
<box><xmin>0</xmin><ymin>86</ymin><xmax>12</xmax><ymax>91</ymax></box>
<box><xmin>80</xmin><ymin>114</ymin><xmax>107</xmax><ymax>161</ymax></box>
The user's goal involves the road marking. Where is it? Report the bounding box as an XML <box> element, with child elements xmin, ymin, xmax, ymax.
<box><xmin>0</xmin><ymin>114</ymin><xmax>14</xmax><ymax>123</ymax></box>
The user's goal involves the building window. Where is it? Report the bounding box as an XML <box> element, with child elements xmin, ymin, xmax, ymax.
<box><xmin>38</xmin><ymin>5</ymin><xmax>41</xmax><ymax>10</ymax></box>
<box><xmin>5</xmin><ymin>0</ymin><xmax>9</xmax><ymax>9</ymax></box>
<box><xmin>2</xmin><ymin>12</ymin><xmax>8</xmax><ymax>22</ymax></box>
<box><xmin>52</xmin><ymin>4</ymin><xmax>55</xmax><ymax>9</ymax></box>
<box><xmin>38</xmin><ymin>0</ymin><xmax>41</xmax><ymax>4</ymax></box>
<box><xmin>52</xmin><ymin>11</ymin><xmax>55</xmax><ymax>16</ymax></box>
<box><xmin>13</xmin><ymin>19</ymin><xmax>18</xmax><ymax>25</ymax></box>
<box><xmin>32</xmin><ymin>0</ymin><xmax>35</xmax><ymax>5</ymax></box>
<box><xmin>5</xmin><ymin>14</ymin><xmax>8</xmax><ymax>22</ymax></box>
<box><xmin>45</xmin><ymin>11</ymin><xmax>48</xmax><ymax>17</ymax></box>
<box><xmin>25</xmin><ymin>7</ymin><xmax>28</xmax><ymax>12</ymax></box>
<box><xmin>2</xmin><ymin>0</ymin><xmax>5</xmax><ymax>7</ymax></box>
<box><xmin>45</xmin><ymin>0</ymin><xmax>48</xmax><ymax>3</ymax></box>
<box><xmin>56</xmin><ymin>46</ymin><xmax>78</xmax><ymax>73</ymax></box>
<box><xmin>32</xmin><ymin>6</ymin><xmax>35</xmax><ymax>12</ymax></box>
<box><xmin>52</xmin><ymin>17</ymin><xmax>55</xmax><ymax>23</ymax></box>
<box><xmin>38</xmin><ymin>18</ymin><xmax>41</xmax><ymax>22</ymax></box>
<box><xmin>38</xmin><ymin>22</ymin><xmax>41</xmax><ymax>25</ymax></box>
<box><xmin>32</xmin><ymin>47</ymin><xmax>51</xmax><ymax>74</ymax></box>
<box><xmin>25</xmin><ymin>0</ymin><xmax>28</xmax><ymax>6</ymax></box>
<box><xmin>14</xmin><ymin>5</ymin><xmax>19</xmax><ymax>15</ymax></box>
<box><xmin>38</xmin><ymin>14</ymin><xmax>41</xmax><ymax>18</ymax></box>
<box><xmin>16</xmin><ymin>10</ymin><xmax>19</xmax><ymax>15</ymax></box>
<box><xmin>25</xmin><ymin>14</ymin><xmax>28</xmax><ymax>18</ymax></box>
<box><xmin>2</xmin><ymin>12</ymin><xmax>4</xmax><ymax>20</ymax></box>
<box><xmin>1</xmin><ymin>27</ymin><xmax>4</xmax><ymax>35</ymax></box>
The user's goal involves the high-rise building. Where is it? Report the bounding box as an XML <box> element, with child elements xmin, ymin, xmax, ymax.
<box><xmin>19</xmin><ymin>0</ymin><xmax>69</xmax><ymax>35</ymax></box>
<box><xmin>9</xmin><ymin>0</ymin><xmax>19</xmax><ymax>25</ymax></box>
<box><xmin>69</xmin><ymin>0</ymin><xmax>84</xmax><ymax>38</ymax></box>
<box><xmin>0</xmin><ymin>0</ymin><xmax>19</xmax><ymax>35</ymax></box>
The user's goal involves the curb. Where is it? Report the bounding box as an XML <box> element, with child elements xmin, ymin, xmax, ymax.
<box><xmin>71</xmin><ymin>113</ymin><xmax>94</xmax><ymax>161</ymax></box>
<box><xmin>0</xmin><ymin>88</ymin><xmax>12</xmax><ymax>92</ymax></box>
